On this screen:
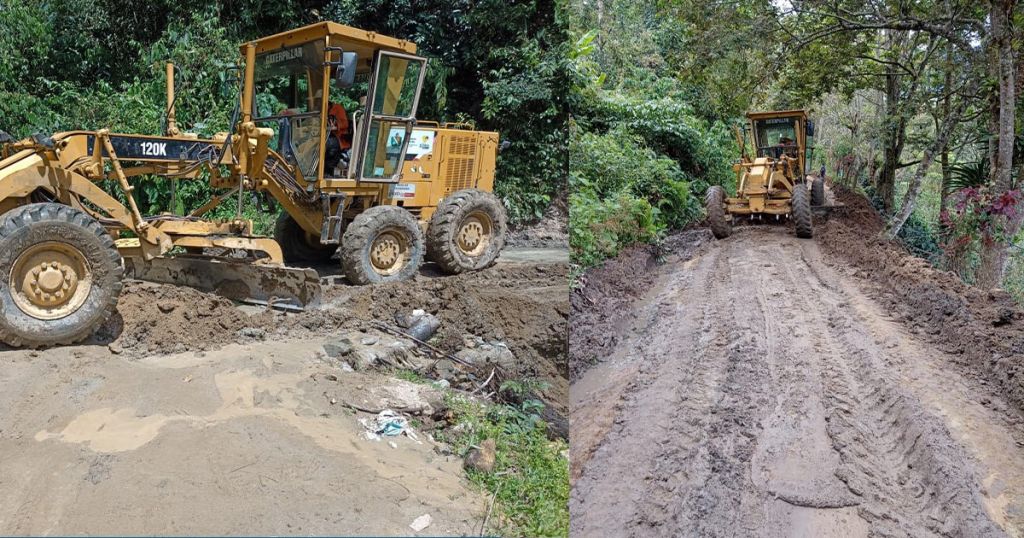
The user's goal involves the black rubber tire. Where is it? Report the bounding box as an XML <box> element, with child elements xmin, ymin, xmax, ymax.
<box><xmin>426</xmin><ymin>189</ymin><xmax>508</xmax><ymax>274</ymax></box>
<box><xmin>792</xmin><ymin>185</ymin><xmax>813</xmax><ymax>239</ymax></box>
<box><xmin>274</xmin><ymin>212</ymin><xmax>336</xmax><ymax>263</ymax></box>
<box><xmin>705</xmin><ymin>186</ymin><xmax>732</xmax><ymax>239</ymax></box>
<box><xmin>811</xmin><ymin>177</ymin><xmax>826</xmax><ymax>206</ymax></box>
<box><xmin>340</xmin><ymin>205</ymin><xmax>424</xmax><ymax>285</ymax></box>
<box><xmin>0</xmin><ymin>203</ymin><xmax>123</xmax><ymax>347</ymax></box>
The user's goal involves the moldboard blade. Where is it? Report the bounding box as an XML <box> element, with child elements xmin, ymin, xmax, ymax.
<box><xmin>124</xmin><ymin>257</ymin><xmax>322</xmax><ymax>309</ymax></box>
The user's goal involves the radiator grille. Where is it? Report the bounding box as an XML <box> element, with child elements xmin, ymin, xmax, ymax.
<box><xmin>443</xmin><ymin>134</ymin><xmax>478</xmax><ymax>193</ymax></box>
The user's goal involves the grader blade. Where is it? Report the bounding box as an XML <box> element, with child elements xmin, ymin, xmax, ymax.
<box><xmin>124</xmin><ymin>257</ymin><xmax>323</xmax><ymax>310</ymax></box>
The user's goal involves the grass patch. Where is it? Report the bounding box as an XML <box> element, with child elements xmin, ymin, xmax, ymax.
<box><xmin>438</xmin><ymin>393</ymin><xmax>569</xmax><ymax>537</ymax></box>
<box><xmin>392</xmin><ymin>368</ymin><xmax>430</xmax><ymax>385</ymax></box>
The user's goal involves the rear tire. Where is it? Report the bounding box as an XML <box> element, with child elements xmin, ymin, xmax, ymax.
<box><xmin>811</xmin><ymin>177</ymin><xmax>826</xmax><ymax>206</ymax></box>
<box><xmin>274</xmin><ymin>212</ymin><xmax>336</xmax><ymax>263</ymax></box>
<box><xmin>705</xmin><ymin>186</ymin><xmax>732</xmax><ymax>239</ymax></box>
<box><xmin>426</xmin><ymin>189</ymin><xmax>507</xmax><ymax>274</ymax></box>
<box><xmin>0</xmin><ymin>203</ymin><xmax>123</xmax><ymax>347</ymax></box>
<box><xmin>792</xmin><ymin>185</ymin><xmax>813</xmax><ymax>238</ymax></box>
<box><xmin>340</xmin><ymin>205</ymin><xmax>424</xmax><ymax>285</ymax></box>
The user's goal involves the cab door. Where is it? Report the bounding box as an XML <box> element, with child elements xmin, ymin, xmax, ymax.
<box><xmin>352</xmin><ymin>51</ymin><xmax>427</xmax><ymax>183</ymax></box>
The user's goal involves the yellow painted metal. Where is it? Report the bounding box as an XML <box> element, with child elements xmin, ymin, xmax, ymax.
<box><xmin>247</xmin><ymin>22</ymin><xmax>417</xmax><ymax>71</ymax></box>
<box><xmin>720</xmin><ymin>109</ymin><xmax>813</xmax><ymax>219</ymax></box>
<box><xmin>457</xmin><ymin>210</ymin><xmax>492</xmax><ymax>257</ymax></box>
<box><xmin>10</xmin><ymin>241</ymin><xmax>92</xmax><ymax>320</ymax></box>
<box><xmin>97</xmin><ymin>129</ymin><xmax>149</xmax><ymax>234</ymax></box>
<box><xmin>171</xmin><ymin>236</ymin><xmax>284</xmax><ymax>264</ymax></box>
<box><xmin>369</xmin><ymin>229</ymin><xmax>411</xmax><ymax>276</ymax></box>
<box><xmin>165</xmin><ymin>62</ymin><xmax>179</xmax><ymax>136</ymax></box>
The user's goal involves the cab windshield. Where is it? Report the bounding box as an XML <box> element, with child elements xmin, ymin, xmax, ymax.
<box><xmin>253</xmin><ymin>41</ymin><xmax>327</xmax><ymax>179</ymax></box>
<box><xmin>754</xmin><ymin>117</ymin><xmax>798</xmax><ymax>160</ymax></box>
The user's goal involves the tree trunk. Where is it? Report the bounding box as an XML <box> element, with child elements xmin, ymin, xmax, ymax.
<box><xmin>884</xmin><ymin>77</ymin><xmax>976</xmax><ymax>239</ymax></box>
<box><xmin>877</xmin><ymin>71</ymin><xmax>908</xmax><ymax>214</ymax></box>
<box><xmin>976</xmin><ymin>0</ymin><xmax>1018</xmax><ymax>290</ymax></box>
<box><xmin>938</xmin><ymin>44</ymin><xmax>953</xmax><ymax>214</ymax></box>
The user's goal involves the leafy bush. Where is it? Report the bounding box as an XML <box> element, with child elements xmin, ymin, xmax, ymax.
<box><xmin>569</xmin><ymin>124</ymin><xmax>711</xmax><ymax>266</ymax></box>
<box><xmin>586</xmin><ymin>92</ymin><xmax>734</xmax><ymax>188</ymax></box>
<box><xmin>570</xmin><ymin>189</ymin><xmax>659</xmax><ymax>267</ymax></box>
<box><xmin>440</xmin><ymin>393</ymin><xmax>568</xmax><ymax>537</ymax></box>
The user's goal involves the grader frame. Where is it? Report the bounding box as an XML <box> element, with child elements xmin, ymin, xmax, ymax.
<box><xmin>0</xmin><ymin>22</ymin><xmax>506</xmax><ymax>347</ymax></box>
<box><xmin>705</xmin><ymin>109</ymin><xmax>821</xmax><ymax>239</ymax></box>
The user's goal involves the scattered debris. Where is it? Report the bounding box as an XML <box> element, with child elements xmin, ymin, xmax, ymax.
<box><xmin>323</xmin><ymin>337</ymin><xmax>354</xmax><ymax>357</ymax></box>
<box><xmin>464</xmin><ymin>439</ymin><xmax>497</xmax><ymax>473</ymax></box>
<box><xmin>359</xmin><ymin>409</ymin><xmax>409</xmax><ymax>441</ymax></box>
<box><xmin>407</xmin><ymin>313</ymin><xmax>441</xmax><ymax>342</ymax></box>
<box><xmin>409</xmin><ymin>514</ymin><xmax>432</xmax><ymax>533</ymax></box>
<box><xmin>237</xmin><ymin>327</ymin><xmax>267</xmax><ymax>341</ymax></box>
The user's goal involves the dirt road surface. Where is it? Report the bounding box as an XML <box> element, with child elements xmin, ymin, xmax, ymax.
<box><xmin>571</xmin><ymin>227</ymin><xmax>1024</xmax><ymax>537</ymax></box>
<box><xmin>0</xmin><ymin>247</ymin><xmax>567</xmax><ymax>535</ymax></box>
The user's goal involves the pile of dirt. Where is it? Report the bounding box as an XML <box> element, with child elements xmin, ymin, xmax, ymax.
<box><xmin>96</xmin><ymin>281</ymin><xmax>369</xmax><ymax>357</ymax></box>
<box><xmin>339</xmin><ymin>264</ymin><xmax>568</xmax><ymax>378</ymax></box>
<box><xmin>507</xmin><ymin>196</ymin><xmax>568</xmax><ymax>248</ymax></box>
<box><xmin>101</xmin><ymin>263</ymin><xmax>570</xmax><ymax>435</ymax></box>
<box><xmin>569</xmin><ymin>229</ymin><xmax>712</xmax><ymax>380</ymax></box>
<box><xmin>339</xmin><ymin>263</ymin><xmax>570</xmax><ymax>430</ymax></box>
<box><xmin>97</xmin><ymin>282</ymin><xmax>278</xmax><ymax>355</ymax></box>
<box><xmin>818</xmin><ymin>185</ymin><xmax>1024</xmax><ymax>412</ymax></box>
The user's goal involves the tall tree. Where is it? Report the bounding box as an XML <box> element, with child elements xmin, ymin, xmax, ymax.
<box><xmin>976</xmin><ymin>0</ymin><xmax>1019</xmax><ymax>289</ymax></box>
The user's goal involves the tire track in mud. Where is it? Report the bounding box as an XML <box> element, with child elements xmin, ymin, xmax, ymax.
<box><xmin>788</xmin><ymin>239</ymin><xmax>1004</xmax><ymax>537</ymax></box>
<box><xmin>571</xmin><ymin>228</ymin><xmax>1014</xmax><ymax>537</ymax></box>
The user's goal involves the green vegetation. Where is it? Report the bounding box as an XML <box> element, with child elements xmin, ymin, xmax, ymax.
<box><xmin>439</xmin><ymin>392</ymin><xmax>569</xmax><ymax>537</ymax></box>
<box><xmin>567</xmin><ymin>3</ymin><xmax>741</xmax><ymax>271</ymax></box>
<box><xmin>0</xmin><ymin>0</ymin><xmax>567</xmax><ymax>226</ymax></box>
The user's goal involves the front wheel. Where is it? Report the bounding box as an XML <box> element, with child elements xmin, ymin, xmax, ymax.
<box><xmin>705</xmin><ymin>186</ymin><xmax>732</xmax><ymax>239</ymax></box>
<box><xmin>339</xmin><ymin>205</ymin><xmax>424</xmax><ymax>285</ymax></box>
<box><xmin>0</xmin><ymin>203</ymin><xmax>123</xmax><ymax>347</ymax></box>
<box><xmin>427</xmin><ymin>189</ymin><xmax>507</xmax><ymax>274</ymax></box>
<box><xmin>792</xmin><ymin>185</ymin><xmax>813</xmax><ymax>239</ymax></box>
<box><xmin>811</xmin><ymin>177</ymin><xmax>826</xmax><ymax>206</ymax></box>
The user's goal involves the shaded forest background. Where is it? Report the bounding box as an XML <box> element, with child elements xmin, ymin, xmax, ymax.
<box><xmin>568</xmin><ymin>0</ymin><xmax>1024</xmax><ymax>302</ymax></box>
<box><xmin>0</xmin><ymin>0</ymin><xmax>567</xmax><ymax>225</ymax></box>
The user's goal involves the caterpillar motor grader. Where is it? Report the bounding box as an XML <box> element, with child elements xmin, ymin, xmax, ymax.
<box><xmin>0</xmin><ymin>22</ymin><xmax>506</xmax><ymax>347</ymax></box>
<box><xmin>705</xmin><ymin>109</ymin><xmax>824</xmax><ymax>239</ymax></box>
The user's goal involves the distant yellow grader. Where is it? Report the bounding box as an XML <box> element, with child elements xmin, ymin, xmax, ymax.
<box><xmin>0</xmin><ymin>22</ymin><xmax>506</xmax><ymax>347</ymax></box>
<box><xmin>705</xmin><ymin>109</ymin><xmax>824</xmax><ymax>239</ymax></box>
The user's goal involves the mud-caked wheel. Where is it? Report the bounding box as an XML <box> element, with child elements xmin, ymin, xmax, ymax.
<box><xmin>0</xmin><ymin>203</ymin><xmax>123</xmax><ymax>347</ymax></box>
<box><xmin>426</xmin><ymin>189</ymin><xmax>507</xmax><ymax>274</ymax></box>
<box><xmin>811</xmin><ymin>177</ymin><xmax>826</xmax><ymax>207</ymax></box>
<box><xmin>792</xmin><ymin>185</ymin><xmax>813</xmax><ymax>238</ymax></box>
<box><xmin>705</xmin><ymin>185</ymin><xmax>732</xmax><ymax>239</ymax></box>
<box><xmin>340</xmin><ymin>205</ymin><xmax>424</xmax><ymax>285</ymax></box>
<box><xmin>274</xmin><ymin>212</ymin><xmax>337</xmax><ymax>263</ymax></box>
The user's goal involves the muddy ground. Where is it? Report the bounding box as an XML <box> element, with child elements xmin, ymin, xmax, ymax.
<box><xmin>570</xmin><ymin>190</ymin><xmax>1024</xmax><ymax>537</ymax></box>
<box><xmin>0</xmin><ymin>247</ymin><xmax>567</xmax><ymax>535</ymax></box>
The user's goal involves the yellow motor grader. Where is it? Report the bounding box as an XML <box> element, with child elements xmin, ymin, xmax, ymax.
<box><xmin>705</xmin><ymin>109</ymin><xmax>824</xmax><ymax>239</ymax></box>
<box><xmin>0</xmin><ymin>22</ymin><xmax>506</xmax><ymax>347</ymax></box>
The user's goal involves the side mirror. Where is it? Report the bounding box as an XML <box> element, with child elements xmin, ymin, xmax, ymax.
<box><xmin>806</xmin><ymin>120</ymin><xmax>815</xmax><ymax>137</ymax></box>
<box><xmin>335</xmin><ymin>52</ymin><xmax>358</xmax><ymax>88</ymax></box>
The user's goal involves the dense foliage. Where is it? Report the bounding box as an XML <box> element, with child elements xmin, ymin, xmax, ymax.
<box><xmin>0</xmin><ymin>0</ymin><xmax>567</xmax><ymax>225</ymax></box>
<box><xmin>567</xmin><ymin>4</ymin><xmax>739</xmax><ymax>269</ymax></box>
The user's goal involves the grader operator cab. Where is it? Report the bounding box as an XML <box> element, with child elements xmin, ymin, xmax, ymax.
<box><xmin>705</xmin><ymin>109</ymin><xmax>825</xmax><ymax>239</ymax></box>
<box><xmin>0</xmin><ymin>22</ymin><xmax>506</xmax><ymax>347</ymax></box>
